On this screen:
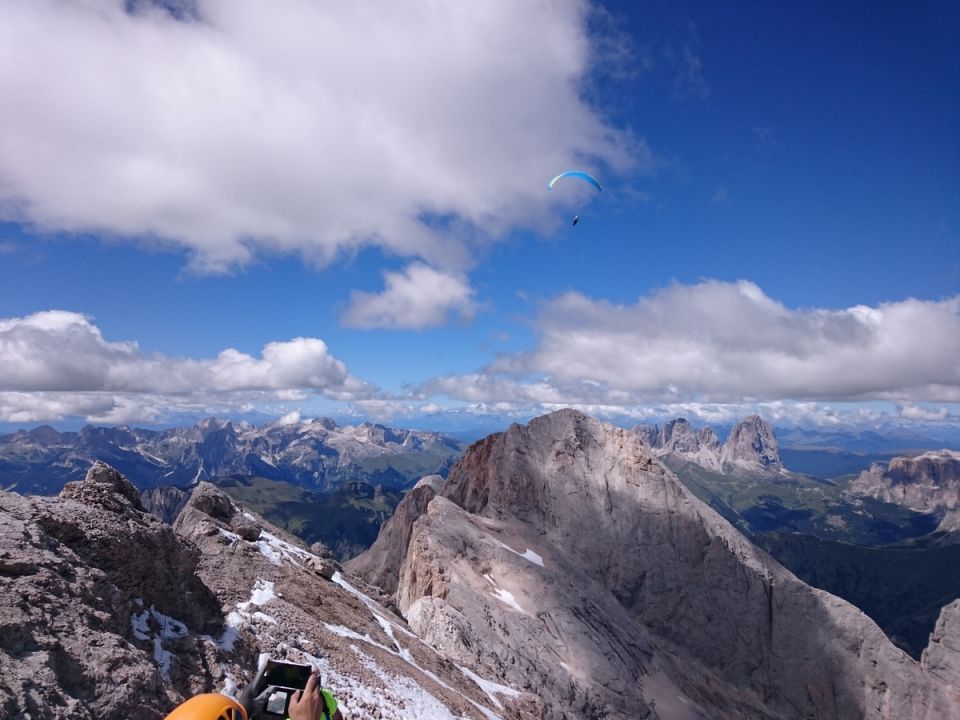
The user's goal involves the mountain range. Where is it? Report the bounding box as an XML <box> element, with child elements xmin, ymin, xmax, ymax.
<box><xmin>0</xmin><ymin>417</ymin><xmax>464</xmax><ymax>495</ymax></box>
<box><xmin>2</xmin><ymin>410</ymin><xmax>960</xmax><ymax>718</ymax></box>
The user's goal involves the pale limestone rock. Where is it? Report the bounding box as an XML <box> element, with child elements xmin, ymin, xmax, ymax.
<box><xmin>849</xmin><ymin>451</ymin><xmax>960</xmax><ymax>530</ymax></box>
<box><xmin>923</xmin><ymin>600</ymin><xmax>960</xmax><ymax>688</ymax></box>
<box><xmin>719</xmin><ymin>415</ymin><xmax>783</xmax><ymax>471</ymax></box>
<box><xmin>355</xmin><ymin>409</ymin><xmax>960</xmax><ymax>720</ymax></box>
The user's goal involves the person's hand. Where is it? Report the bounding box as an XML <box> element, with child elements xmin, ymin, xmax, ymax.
<box><xmin>237</xmin><ymin>663</ymin><xmax>274</xmax><ymax>719</ymax></box>
<box><xmin>288</xmin><ymin>672</ymin><xmax>325</xmax><ymax>720</ymax></box>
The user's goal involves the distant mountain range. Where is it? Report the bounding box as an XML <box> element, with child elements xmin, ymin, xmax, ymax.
<box><xmin>0</xmin><ymin>417</ymin><xmax>464</xmax><ymax>495</ymax></box>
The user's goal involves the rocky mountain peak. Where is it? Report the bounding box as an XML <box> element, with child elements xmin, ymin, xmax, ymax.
<box><xmin>660</xmin><ymin>417</ymin><xmax>699</xmax><ymax>453</ymax></box>
<box><xmin>27</xmin><ymin>425</ymin><xmax>63</xmax><ymax>443</ymax></box>
<box><xmin>720</xmin><ymin>414</ymin><xmax>782</xmax><ymax>469</ymax></box>
<box><xmin>353</xmin><ymin>410</ymin><xmax>960</xmax><ymax>719</ymax></box>
<box><xmin>60</xmin><ymin>460</ymin><xmax>145</xmax><ymax>513</ymax></box>
<box><xmin>697</xmin><ymin>425</ymin><xmax>721</xmax><ymax>450</ymax></box>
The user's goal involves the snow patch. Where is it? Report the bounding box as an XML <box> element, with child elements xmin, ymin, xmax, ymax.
<box><xmin>225</xmin><ymin>578</ymin><xmax>277</xmax><ymax>642</ymax></box>
<box><xmin>520</xmin><ymin>548</ymin><xmax>544</xmax><ymax>566</ymax></box>
<box><xmin>458</xmin><ymin>665</ymin><xmax>521</xmax><ymax>711</ymax></box>
<box><xmin>483</xmin><ymin>574</ymin><xmax>524</xmax><ymax>613</ymax></box>
<box><xmin>493</xmin><ymin>538</ymin><xmax>545</xmax><ymax>567</ymax></box>
<box><xmin>218</xmin><ymin>528</ymin><xmax>242</xmax><ymax>543</ymax></box>
<box><xmin>256</xmin><ymin>530</ymin><xmax>315</xmax><ymax>567</ymax></box>
<box><xmin>129</xmin><ymin>601</ymin><xmax>189</xmax><ymax>679</ymax></box>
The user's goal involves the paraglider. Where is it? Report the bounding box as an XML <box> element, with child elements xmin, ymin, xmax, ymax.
<box><xmin>547</xmin><ymin>171</ymin><xmax>603</xmax><ymax>192</ymax></box>
<box><xmin>548</xmin><ymin>171</ymin><xmax>601</xmax><ymax>226</ymax></box>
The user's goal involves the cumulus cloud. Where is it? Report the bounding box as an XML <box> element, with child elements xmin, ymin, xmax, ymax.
<box><xmin>0</xmin><ymin>0</ymin><xmax>637</xmax><ymax>272</ymax></box>
<box><xmin>426</xmin><ymin>280</ymin><xmax>960</xmax><ymax>409</ymax></box>
<box><xmin>0</xmin><ymin>310</ymin><xmax>371</xmax><ymax>422</ymax></box>
<box><xmin>898</xmin><ymin>404</ymin><xmax>951</xmax><ymax>422</ymax></box>
<box><xmin>343</xmin><ymin>263</ymin><xmax>478</xmax><ymax>330</ymax></box>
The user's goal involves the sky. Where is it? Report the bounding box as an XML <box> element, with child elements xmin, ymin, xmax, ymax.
<box><xmin>0</xmin><ymin>0</ymin><xmax>958</xmax><ymax>433</ymax></box>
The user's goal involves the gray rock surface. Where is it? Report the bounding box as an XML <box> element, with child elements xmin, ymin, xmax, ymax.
<box><xmin>849</xmin><ymin>450</ymin><xmax>960</xmax><ymax>534</ymax></box>
<box><xmin>141</xmin><ymin>484</ymin><xmax>194</xmax><ymax>524</ymax></box>
<box><xmin>636</xmin><ymin>415</ymin><xmax>782</xmax><ymax>475</ymax></box>
<box><xmin>0</xmin><ymin>466</ymin><xmax>529</xmax><ymax>719</ymax></box>
<box><xmin>719</xmin><ymin>415</ymin><xmax>783</xmax><ymax>471</ymax></box>
<box><xmin>353</xmin><ymin>409</ymin><xmax>960</xmax><ymax>720</ymax></box>
<box><xmin>923</xmin><ymin>600</ymin><xmax>960</xmax><ymax>687</ymax></box>
<box><xmin>345</xmin><ymin>483</ymin><xmax>437</xmax><ymax>597</ymax></box>
<box><xmin>0</xmin><ymin>463</ymin><xmax>223</xmax><ymax>718</ymax></box>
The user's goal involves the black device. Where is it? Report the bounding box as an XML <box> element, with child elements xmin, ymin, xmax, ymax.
<box><xmin>263</xmin><ymin>659</ymin><xmax>313</xmax><ymax>690</ymax></box>
<box><xmin>261</xmin><ymin>659</ymin><xmax>314</xmax><ymax>718</ymax></box>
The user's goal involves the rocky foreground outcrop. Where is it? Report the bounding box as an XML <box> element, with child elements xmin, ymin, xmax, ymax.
<box><xmin>0</xmin><ymin>462</ymin><xmax>526</xmax><ymax>718</ymax></box>
<box><xmin>0</xmin><ymin>461</ymin><xmax>223</xmax><ymax>717</ymax></box>
<box><xmin>349</xmin><ymin>410</ymin><xmax>960</xmax><ymax>719</ymax></box>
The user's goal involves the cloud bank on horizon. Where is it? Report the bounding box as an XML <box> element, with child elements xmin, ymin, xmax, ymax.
<box><xmin>2</xmin><ymin>281</ymin><xmax>958</xmax><ymax>426</ymax></box>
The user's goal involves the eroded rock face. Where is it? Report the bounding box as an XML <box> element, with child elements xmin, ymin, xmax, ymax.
<box><xmin>140</xmin><ymin>485</ymin><xmax>193</xmax><ymax>524</ymax></box>
<box><xmin>923</xmin><ymin>600</ymin><xmax>960</xmax><ymax>687</ymax></box>
<box><xmin>0</xmin><ymin>465</ymin><xmax>224</xmax><ymax>718</ymax></box>
<box><xmin>850</xmin><ymin>450</ymin><xmax>960</xmax><ymax>518</ymax></box>
<box><xmin>635</xmin><ymin>415</ymin><xmax>780</xmax><ymax>474</ymax></box>
<box><xmin>344</xmin><ymin>483</ymin><xmax>438</xmax><ymax>597</ymax></box>
<box><xmin>719</xmin><ymin>415</ymin><xmax>782</xmax><ymax>470</ymax></box>
<box><xmin>2</xmin><ymin>466</ymin><xmax>528</xmax><ymax>719</ymax></box>
<box><xmin>354</xmin><ymin>409</ymin><xmax>960</xmax><ymax>720</ymax></box>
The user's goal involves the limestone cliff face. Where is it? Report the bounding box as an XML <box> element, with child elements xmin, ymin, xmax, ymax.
<box><xmin>353</xmin><ymin>410</ymin><xmax>960</xmax><ymax>720</ymax></box>
<box><xmin>140</xmin><ymin>484</ymin><xmax>193</xmax><ymax>524</ymax></box>
<box><xmin>636</xmin><ymin>415</ymin><xmax>781</xmax><ymax>474</ymax></box>
<box><xmin>848</xmin><ymin>450</ymin><xmax>960</xmax><ymax>539</ymax></box>
<box><xmin>850</xmin><ymin>450</ymin><xmax>960</xmax><ymax>516</ymax></box>
<box><xmin>923</xmin><ymin>600</ymin><xmax>960</xmax><ymax>687</ymax></box>
<box><xmin>343</xmin><ymin>482</ymin><xmax>437</xmax><ymax>597</ymax></box>
<box><xmin>719</xmin><ymin>415</ymin><xmax>783</xmax><ymax>471</ymax></box>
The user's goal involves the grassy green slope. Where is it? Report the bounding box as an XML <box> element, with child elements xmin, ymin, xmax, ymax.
<box><xmin>667</xmin><ymin>458</ymin><xmax>939</xmax><ymax>546</ymax></box>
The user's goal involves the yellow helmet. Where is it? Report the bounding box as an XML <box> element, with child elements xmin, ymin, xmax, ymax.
<box><xmin>164</xmin><ymin>693</ymin><xmax>249</xmax><ymax>720</ymax></box>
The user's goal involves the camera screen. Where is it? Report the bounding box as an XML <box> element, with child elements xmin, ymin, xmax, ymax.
<box><xmin>263</xmin><ymin>661</ymin><xmax>312</xmax><ymax>690</ymax></box>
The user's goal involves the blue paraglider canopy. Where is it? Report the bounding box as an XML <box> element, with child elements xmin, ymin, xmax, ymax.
<box><xmin>547</xmin><ymin>171</ymin><xmax>602</xmax><ymax>192</ymax></box>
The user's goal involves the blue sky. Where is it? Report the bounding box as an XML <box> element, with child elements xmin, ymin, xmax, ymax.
<box><xmin>0</xmin><ymin>0</ymin><xmax>957</xmax><ymax>432</ymax></box>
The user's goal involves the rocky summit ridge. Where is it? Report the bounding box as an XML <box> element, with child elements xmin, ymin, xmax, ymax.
<box><xmin>350</xmin><ymin>409</ymin><xmax>960</xmax><ymax>719</ymax></box>
<box><xmin>0</xmin><ymin>461</ymin><xmax>528</xmax><ymax>719</ymax></box>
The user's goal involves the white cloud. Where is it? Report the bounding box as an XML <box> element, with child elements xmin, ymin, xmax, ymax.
<box><xmin>426</xmin><ymin>281</ymin><xmax>960</xmax><ymax>409</ymax></box>
<box><xmin>898</xmin><ymin>404</ymin><xmax>951</xmax><ymax>422</ymax></box>
<box><xmin>0</xmin><ymin>0</ymin><xmax>637</xmax><ymax>272</ymax></box>
<box><xmin>276</xmin><ymin>410</ymin><xmax>302</xmax><ymax>425</ymax></box>
<box><xmin>343</xmin><ymin>264</ymin><xmax>478</xmax><ymax>330</ymax></box>
<box><xmin>0</xmin><ymin>310</ymin><xmax>372</xmax><ymax>422</ymax></box>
